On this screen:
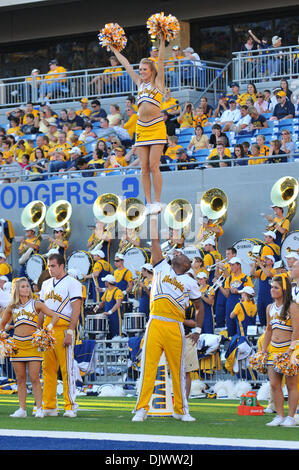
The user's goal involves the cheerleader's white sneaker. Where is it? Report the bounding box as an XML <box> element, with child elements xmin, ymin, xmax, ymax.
<box><xmin>173</xmin><ymin>412</ymin><xmax>196</xmax><ymax>422</ymax></box>
<box><xmin>132</xmin><ymin>408</ymin><xmax>147</xmax><ymax>422</ymax></box>
<box><xmin>281</xmin><ymin>416</ymin><xmax>296</xmax><ymax>427</ymax></box>
<box><xmin>10</xmin><ymin>408</ymin><xmax>27</xmax><ymax>418</ymax></box>
<box><xmin>35</xmin><ymin>408</ymin><xmax>44</xmax><ymax>418</ymax></box>
<box><xmin>266</xmin><ymin>415</ymin><xmax>285</xmax><ymax>426</ymax></box>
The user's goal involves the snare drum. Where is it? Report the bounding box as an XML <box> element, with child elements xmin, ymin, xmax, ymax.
<box><xmin>123</xmin><ymin>247</ymin><xmax>150</xmax><ymax>277</ymax></box>
<box><xmin>281</xmin><ymin>230</ymin><xmax>299</xmax><ymax>268</ymax></box>
<box><xmin>85</xmin><ymin>314</ymin><xmax>108</xmax><ymax>334</ymax></box>
<box><xmin>67</xmin><ymin>250</ymin><xmax>94</xmax><ymax>278</ymax></box>
<box><xmin>124</xmin><ymin>312</ymin><xmax>146</xmax><ymax>334</ymax></box>
<box><xmin>25</xmin><ymin>254</ymin><xmax>46</xmax><ymax>282</ymax></box>
<box><xmin>232</xmin><ymin>238</ymin><xmax>264</xmax><ymax>276</ymax></box>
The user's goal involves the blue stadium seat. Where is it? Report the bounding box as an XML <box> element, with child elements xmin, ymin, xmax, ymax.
<box><xmin>178</xmin><ymin>128</ymin><xmax>195</xmax><ymax>136</ymax></box>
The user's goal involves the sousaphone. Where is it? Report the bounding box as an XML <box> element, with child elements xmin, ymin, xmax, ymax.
<box><xmin>45</xmin><ymin>200</ymin><xmax>72</xmax><ymax>240</ymax></box>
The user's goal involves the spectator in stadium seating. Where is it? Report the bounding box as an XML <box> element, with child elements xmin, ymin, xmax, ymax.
<box><xmin>94</xmin><ymin>117</ymin><xmax>116</xmax><ymax>140</ymax></box>
<box><xmin>107</xmin><ymin>104</ymin><xmax>123</xmax><ymax>127</ymax></box>
<box><xmin>48</xmin><ymin>150</ymin><xmax>68</xmax><ymax>174</ymax></box>
<box><xmin>162</xmin><ymin>110</ymin><xmax>178</xmax><ymax>137</ymax></box>
<box><xmin>13</xmin><ymin>139</ymin><xmax>34</xmax><ymax>163</ymax></box>
<box><xmin>79</xmin><ymin>122</ymin><xmax>97</xmax><ymax>142</ymax></box>
<box><xmin>46</xmin><ymin>121</ymin><xmax>60</xmax><ymax>146</ymax></box>
<box><xmin>19</xmin><ymin>153</ymin><xmax>30</xmax><ymax>170</ymax></box>
<box><xmin>125</xmin><ymin>95</ymin><xmax>138</xmax><ymax>113</ymax></box>
<box><xmin>233</xmin><ymin>144</ymin><xmax>248</xmax><ymax>166</ymax></box>
<box><xmin>270</xmin><ymin>91</ymin><xmax>295</xmax><ymax>121</ymax></box>
<box><xmin>187</xmin><ymin>125</ymin><xmax>209</xmax><ymax>152</ymax></box>
<box><xmin>90</xmin><ymin>100</ymin><xmax>107</xmax><ymax>123</ymax></box>
<box><xmin>25</xmin><ymin>68</ymin><xmax>41</xmax><ymax>100</ymax></box>
<box><xmin>216</xmin><ymin>99</ymin><xmax>241</xmax><ymax>129</ymax></box>
<box><xmin>280</xmin><ymin>79</ymin><xmax>292</xmax><ymax>101</ymax></box>
<box><xmin>66</xmin><ymin>146</ymin><xmax>82</xmax><ymax>170</ymax></box>
<box><xmin>175</xmin><ymin>147</ymin><xmax>197</xmax><ymax>170</ymax></box>
<box><xmin>241</xmin><ymin>33</ymin><xmax>256</xmax><ymax>54</ymax></box>
<box><xmin>6</xmin><ymin>107</ymin><xmax>24</xmax><ymax>125</ymax></box>
<box><xmin>194</xmin><ymin>106</ymin><xmax>208</xmax><ymax>127</ymax></box>
<box><xmin>268</xmin><ymin>36</ymin><xmax>284</xmax><ymax>77</ymax></box>
<box><xmin>6</xmin><ymin>117</ymin><xmax>23</xmax><ymax>137</ymax></box>
<box><xmin>165</xmin><ymin>45</ymin><xmax>184</xmax><ymax>88</ymax></box>
<box><xmin>67</xmin><ymin>108</ymin><xmax>84</xmax><ymax>131</ymax></box>
<box><xmin>268</xmin><ymin>140</ymin><xmax>288</xmax><ymax>164</ymax></box>
<box><xmin>48</xmin><ymin>131</ymin><xmax>72</xmax><ymax>161</ymax></box>
<box><xmin>237</xmin><ymin>82</ymin><xmax>257</xmax><ymax>106</ymax></box>
<box><xmin>74</xmin><ymin>158</ymin><xmax>93</xmax><ymax>178</ymax></box>
<box><xmin>57</xmin><ymin>109</ymin><xmax>69</xmax><ymax>129</ymax></box>
<box><xmin>161</xmin><ymin>88</ymin><xmax>180</xmax><ymax>117</ymax></box>
<box><xmin>90</xmin><ymin>56</ymin><xmax>122</xmax><ymax>95</ymax></box>
<box><xmin>164</xmin><ymin>135</ymin><xmax>183</xmax><ymax>161</ymax></box>
<box><xmin>254</xmin><ymin>92</ymin><xmax>271</xmax><ymax>114</ymax></box>
<box><xmin>213</xmin><ymin>94</ymin><xmax>228</xmax><ymax>118</ymax></box>
<box><xmin>20</xmin><ymin>113</ymin><xmax>39</xmax><ymax>135</ymax></box>
<box><xmin>95</xmin><ymin>139</ymin><xmax>109</xmax><ymax>158</ymax></box>
<box><xmin>35</xmin><ymin>135</ymin><xmax>50</xmax><ymax>159</ymax></box>
<box><xmin>22</xmin><ymin>102</ymin><xmax>40</xmax><ymax>123</ymax></box>
<box><xmin>269</xmin><ymin>87</ymin><xmax>281</xmax><ymax>112</ymax></box>
<box><xmin>222</xmin><ymin>104</ymin><xmax>251</xmax><ymax>134</ymax></box>
<box><xmin>181</xmin><ymin>46</ymin><xmax>203</xmax><ymax>86</ymax></box>
<box><xmin>105</xmin><ymin>146</ymin><xmax>128</xmax><ymax>172</ymax></box>
<box><xmin>87</xmin><ymin>148</ymin><xmax>106</xmax><ymax>175</ymax></box>
<box><xmin>257</xmin><ymin>134</ymin><xmax>270</xmax><ymax>157</ymax></box>
<box><xmin>122</xmin><ymin>105</ymin><xmax>137</xmax><ymax>141</ymax></box>
<box><xmin>76</xmin><ymin>97</ymin><xmax>92</xmax><ymax>120</ymax></box>
<box><xmin>226</xmin><ymin>82</ymin><xmax>241</xmax><ymax>102</ymax></box>
<box><xmin>200</xmin><ymin>96</ymin><xmax>213</xmax><ymax>118</ymax></box>
<box><xmin>248</xmin><ymin>143</ymin><xmax>267</xmax><ymax>165</ymax></box>
<box><xmin>177</xmin><ymin>102</ymin><xmax>195</xmax><ymax>128</ymax></box>
<box><xmin>125</xmin><ymin>145</ymin><xmax>139</xmax><ymax>167</ymax></box>
<box><xmin>208</xmin><ymin>123</ymin><xmax>229</xmax><ymax>148</ymax></box>
<box><xmin>30</xmin><ymin>147</ymin><xmax>49</xmax><ymax>176</ymax></box>
<box><xmin>40</xmin><ymin>59</ymin><xmax>67</xmax><ymax>99</ymax></box>
<box><xmin>206</xmin><ymin>141</ymin><xmax>231</xmax><ymax>168</ymax></box>
<box><xmin>248</xmin><ymin>106</ymin><xmax>268</xmax><ymax>130</ymax></box>
<box><xmin>281</xmin><ymin>129</ymin><xmax>294</xmax><ymax>156</ymax></box>
<box><xmin>263</xmin><ymin>89</ymin><xmax>272</xmax><ymax>109</ymax></box>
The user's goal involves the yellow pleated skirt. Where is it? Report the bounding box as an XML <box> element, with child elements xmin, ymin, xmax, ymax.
<box><xmin>135</xmin><ymin>116</ymin><xmax>167</xmax><ymax>146</ymax></box>
<box><xmin>10</xmin><ymin>335</ymin><xmax>43</xmax><ymax>362</ymax></box>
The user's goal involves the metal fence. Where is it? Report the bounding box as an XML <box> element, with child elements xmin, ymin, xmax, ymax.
<box><xmin>232</xmin><ymin>44</ymin><xmax>299</xmax><ymax>85</ymax></box>
<box><xmin>0</xmin><ymin>60</ymin><xmax>227</xmax><ymax>108</ymax></box>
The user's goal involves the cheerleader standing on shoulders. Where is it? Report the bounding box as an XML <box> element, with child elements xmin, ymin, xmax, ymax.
<box><xmin>0</xmin><ymin>277</ymin><xmax>58</xmax><ymax>418</ymax></box>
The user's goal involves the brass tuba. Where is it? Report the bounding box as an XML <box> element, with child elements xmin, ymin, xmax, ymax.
<box><xmin>45</xmin><ymin>200</ymin><xmax>72</xmax><ymax>240</ymax></box>
<box><xmin>164</xmin><ymin>198</ymin><xmax>193</xmax><ymax>230</ymax></box>
<box><xmin>90</xmin><ymin>193</ymin><xmax>121</xmax><ymax>252</ymax></box>
<box><xmin>116</xmin><ymin>197</ymin><xmax>146</xmax><ymax>230</ymax></box>
<box><xmin>19</xmin><ymin>200</ymin><xmax>46</xmax><ymax>265</ymax></box>
<box><xmin>267</xmin><ymin>176</ymin><xmax>298</xmax><ymax>231</ymax></box>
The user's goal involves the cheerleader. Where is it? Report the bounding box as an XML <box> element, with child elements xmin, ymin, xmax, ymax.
<box><xmin>0</xmin><ymin>277</ymin><xmax>58</xmax><ymax>418</ymax></box>
<box><xmin>261</xmin><ymin>275</ymin><xmax>299</xmax><ymax>427</ymax></box>
<box><xmin>229</xmin><ymin>286</ymin><xmax>257</xmax><ymax>337</ymax></box>
<box><xmin>109</xmin><ymin>30</ymin><xmax>167</xmax><ymax>215</ymax></box>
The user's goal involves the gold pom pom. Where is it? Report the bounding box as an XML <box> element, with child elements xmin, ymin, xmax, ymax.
<box><xmin>147</xmin><ymin>12</ymin><xmax>180</xmax><ymax>42</ymax></box>
<box><xmin>273</xmin><ymin>352</ymin><xmax>299</xmax><ymax>376</ymax></box>
<box><xmin>98</xmin><ymin>23</ymin><xmax>127</xmax><ymax>52</ymax></box>
<box><xmin>32</xmin><ymin>326</ymin><xmax>56</xmax><ymax>352</ymax></box>
<box><xmin>0</xmin><ymin>330</ymin><xmax>18</xmax><ymax>358</ymax></box>
<box><xmin>249</xmin><ymin>351</ymin><xmax>268</xmax><ymax>374</ymax></box>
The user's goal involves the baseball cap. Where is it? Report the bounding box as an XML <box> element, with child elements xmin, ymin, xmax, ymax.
<box><xmin>54</xmin><ymin>227</ymin><xmax>64</xmax><ymax>232</ymax></box>
<box><xmin>172</xmin><ymin>45</ymin><xmax>180</xmax><ymax>50</ymax></box>
<box><xmin>114</xmin><ymin>253</ymin><xmax>124</xmax><ymax>260</ymax></box>
<box><xmin>229</xmin><ymin>256</ymin><xmax>242</xmax><ymax>265</ymax></box>
<box><xmin>49</xmin><ymin>59</ymin><xmax>57</xmax><ymax>65</ymax></box>
<box><xmin>203</xmin><ymin>237</ymin><xmax>216</xmax><ymax>246</ymax></box>
<box><xmin>263</xmin><ymin>230</ymin><xmax>276</xmax><ymax>240</ymax></box>
<box><xmin>48</xmin><ymin>118</ymin><xmax>58</xmax><ymax>126</ymax></box>
<box><xmin>272</xmin><ymin>35</ymin><xmax>282</xmax><ymax>45</ymax></box>
<box><xmin>0</xmin><ymin>252</ymin><xmax>6</xmax><ymax>259</ymax></box>
<box><xmin>273</xmin><ymin>87</ymin><xmax>281</xmax><ymax>94</ymax></box>
<box><xmin>228</xmin><ymin>98</ymin><xmax>236</xmax><ymax>103</ymax></box>
<box><xmin>31</xmin><ymin>68</ymin><xmax>39</xmax><ymax>73</ymax></box>
<box><xmin>286</xmin><ymin>252</ymin><xmax>299</xmax><ymax>260</ymax></box>
<box><xmin>183</xmin><ymin>47</ymin><xmax>194</xmax><ymax>53</ymax></box>
<box><xmin>69</xmin><ymin>146</ymin><xmax>81</xmax><ymax>155</ymax></box>
<box><xmin>277</xmin><ymin>90</ymin><xmax>286</xmax><ymax>97</ymax></box>
<box><xmin>80</xmin><ymin>97</ymin><xmax>88</xmax><ymax>103</ymax></box>
<box><xmin>141</xmin><ymin>263</ymin><xmax>153</xmax><ymax>272</ymax></box>
<box><xmin>91</xmin><ymin>249</ymin><xmax>105</xmax><ymax>258</ymax></box>
<box><xmin>176</xmin><ymin>147</ymin><xmax>186</xmax><ymax>156</ymax></box>
<box><xmin>197</xmin><ymin>272</ymin><xmax>207</xmax><ymax>279</ymax></box>
<box><xmin>238</xmin><ymin>286</ymin><xmax>255</xmax><ymax>296</ymax></box>
<box><xmin>0</xmin><ymin>275</ymin><xmax>8</xmax><ymax>282</ymax></box>
<box><xmin>45</xmin><ymin>248</ymin><xmax>59</xmax><ymax>257</ymax></box>
<box><xmin>230</xmin><ymin>82</ymin><xmax>239</xmax><ymax>88</ymax></box>
<box><xmin>150</xmin><ymin>46</ymin><xmax>158</xmax><ymax>51</ymax></box>
<box><xmin>102</xmin><ymin>274</ymin><xmax>116</xmax><ymax>284</ymax></box>
<box><xmin>264</xmin><ymin>255</ymin><xmax>275</xmax><ymax>264</ymax></box>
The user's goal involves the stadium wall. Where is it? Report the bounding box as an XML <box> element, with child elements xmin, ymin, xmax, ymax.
<box><xmin>3</xmin><ymin>162</ymin><xmax>299</xmax><ymax>270</ymax></box>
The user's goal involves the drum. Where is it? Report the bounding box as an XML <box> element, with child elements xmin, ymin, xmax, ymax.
<box><xmin>281</xmin><ymin>230</ymin><xmax>299</xmax><ymax>269</ymax></box>
<box><xmin>184</xmin><ymin>245</ymin><xmax>205</xmax><ymax>260</ymax></box>
<box><xmin>232</xmin><ymin>238</ymin><xmax>264</xmax><ymax>276</ymax></box>
<box><xmin>122</xmin><ymin>300</ymin><xmax>133</xmax><ymax>314</ymax></box>
<box><xmin>85</xmin><ymin>314</ymin><xmax>108</xmax><ymax>334</ymax></box>
<box><xmin>25</xmin><ymin>254</ymin><xmax>46</xmax><ymax>282</ymax></box>
<box><xmin>124</xmin><ymin>312</ymin><xmax>146</xmax><ymax>334</ymax></box>
<box><xmin>123</xmin><ymin>247</ymin><xmax>150</xmax><ymax>276</ymax></box>
<box><xmin>67</xmin><ymin>250</ymin><xmax>93</xmax><ymax>278</ymax></box>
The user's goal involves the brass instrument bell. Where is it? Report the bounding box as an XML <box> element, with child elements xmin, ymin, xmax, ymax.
<box><xmin>93</xmin><ymin>193</ymin><xmax>121</xmax><ymax>224</ymax></box>
<box><xmin>200</xmin><ymin>188</ymin><xmax>228</xmax><ymax>223</ymax></box>
<box><xmin>164</xmin><ymin>198</ymin><xmax>193</xmax><ymax>230</ymax></box>
<box><xmin>116</xmin><ymin>197</ymin><xmax>146</xmax><ymax>229</ymax></box>
<box><xmin>45</xmin><ymin>200</ymin><xmax>72</xmax><ymax>239</ymax></box>
<box><xmin>21</xmin><ymin>200</ymin><xmax>46</xmax><ymax>232</ymax></box>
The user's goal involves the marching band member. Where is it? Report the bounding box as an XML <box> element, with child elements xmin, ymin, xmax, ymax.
<box><xmin>250</xmin><ymin>254</ymin><xmax>276</xmax><ymax>327</ymax></box>
<box><xmin>0</xmin><ymin>277</ymin><xmax>59</xmax><ymax>418</ymax></box>
<box><xmin>230</xmin><ymin>286</ymin><xmax>257</xmax><ymax>337</ymax></box>
<box><xmin>260</xmin><ymin>230</ymin><xmax>281</xmax><ymax>262</ymax></box>
<box><xmin>132</xmin><ymin>215</ymin><xmax>203</xmax><ymax>423</ymax></box>
<box><xmin>219</xmin><ymin>256</ymin><xmax>254</xmax><ymax>337</ymax></box>
<box><xmin>285</xmin><ymin>251</ymin><xmax>299</xmax><ymax>278</ymax></box>
<box><xmin>118</xmin><ymin>227</ymin><xmax>141</xmax><ymax>253</ymax></box>
<box><xmin>196</xmin><ymin>271</ymin><xmax>215</xmax><ymax>334</ymax></box>
<box><xmin>166</xmin><ymin>227</ymin><xmax>185</xmax><ymax>251</ymax></box>
<box><xmin>261</xmin><ymin>275</ymin><xmax>299</xmax><ymax>427</ymax></box>
<box><xmin>46</xmin><ymin>227</ymin><xmax>68</xmax><ymax>260</ymax></box>
<box><xmin>135</xmin><ymin>263</ymin><xmax>153</xmax><ymax>321</ymax></box>
<box><xmin>0</xmin><ymin>251</ymin><xmax>13</xmax><ymax>281</ymax></box>
<box><xmin>264</xmin><ymin>205</ymin><xmax>289</xmax><ymax>247</ymax></box>
<box><xmin>202</xmin><ymin>237</ymin><xmax>222</xmax><ymax>285</ymax></box>
<box><xmin>18</xmin><ymin>228</ymin><xmax>40</xmax><ymax>277</ymax></box>
<box><xmin>190</xmin><ymin>256</ymin><xmax>208</xmax><ymax>278</ymax></box>
<box><xmin>113</xmin><ymin>253</ymin><xmax>133</xmax><ymax>301</ymax></box>
<box><xmin>196</xmin><ymin>218</ymin><xmax>223</xmax><ymax>250</ymax></box>
<box><xmin>110</xmin><ymin>31</ymin><xmax>167</xmax><ymax>215</ymax></box>
<box><xmin>83</xmin><ymin>249</ymin><xmax>113</xmax><ymax>303</ymax></box>
<box><xmin>68</xmin><ymin>268</ymin><xmax>87</xmax><ymax>344</ymax></box>
<box><xmin>39</xmin><ymin>253</ymin><xmax>83</xmax><ymax>418</ymax></box>
<box><xmin>87</xmin><ymin>221</ymin><xmax>113</xmax><ymax>264</ymax></box>
<box><xmin>213</xmin><ymin>246</ymin><xmax>236</xmax><ymax>330</ymax></box>
<box><xmin>184</xmin><ymin>299</ymin><xmax>203</xmax><ymax>400</ymax></box>
<box><xmin>95</xmin><ymin>274</ymin><xmax>124</xmax><ymax>340</ymax></box>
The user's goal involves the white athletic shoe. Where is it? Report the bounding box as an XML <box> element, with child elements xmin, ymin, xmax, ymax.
<box><xmin>63</xmin><ymin>409</ymin><xmax>77</xmax><ymax>418</ymax></box>
<box><xmin>10</xmin><ymin>408</ymin><xmax>27</xmax><ymax>418</ymax></box>
<box><xmin>264</xmin><ymin>407</ymin><xmax>276</xmax><ymax>414</ymax></box>
<box><xmin>43</xmin><ymin>408</ymin><xmax>58</xmax><ymax>417</ymax></box>
<box><xmin>150</xmin><ymin>202</ymin><xmax>162</xmax><ymax>215</ymax></box>
<box><xmin>172</xmin><ymin>412</ymin><xmax>196</xmax><ymax>422</ymax></box>
<box><xmin>266</xmin><ymin>415</ymin><xmax>285</xmax><ymax>426</ymax></box>
<box><xmin>35</xmin><ymin>408</ymin><xmax>44</xmax><ymax>418</ymax></box>
<box><xmin>281</xmin><ymin>416</ymin><xmax>296</xmax><ymax>427</ymax></box>
<box><xmin>132</xmin><ymin>408</ymin><xmax>147</xmax><ymax>422</ymax></box>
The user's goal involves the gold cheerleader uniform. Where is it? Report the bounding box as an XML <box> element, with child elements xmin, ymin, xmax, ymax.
<box><xmin>11</xmin><ymin>299</ymin><xmax>42</xmax><ymax>362</ymax></box>
<box><xmin>135</xmin><ymin>82</ymin><xmax>167</xmax><ymax>146</ymax></box>
<box><xmin>267</xmin><ymin>302</ymin><xmax>294</xmax><ymax>366</ymax></box>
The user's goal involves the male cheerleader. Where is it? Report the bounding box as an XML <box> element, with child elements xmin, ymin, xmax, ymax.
<box><xmin>39</xmin><ymin>253</ymin><xmax>82</xmax><ymax>417</ymax></box>
<box><xmin>132</xmin><ymin>215</ymin><xmax>203</xmax><ymax>422</ymax></box>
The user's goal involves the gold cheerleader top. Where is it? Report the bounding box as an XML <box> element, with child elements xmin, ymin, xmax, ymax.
<box><xmin>137</xmin><ymin>82</ymin><xmax>163</xmax><ymax>108</ymax></box>
<box><xmin>12</xmin><ymin>299</ymin><xmax>38</xmax><ymax>328</ymax></box>
<box><xmin>269</xmin><ymin>302</ymin><xmax>292</xmax><ymax>332</ymax></box>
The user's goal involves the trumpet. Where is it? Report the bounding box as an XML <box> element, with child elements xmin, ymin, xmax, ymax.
<box><xmin>206</xmin><ymin>257</ymin><xmax>228</xmax><ymax>272</ymax></box>
<box><xmin>131</xmin><ymin>271</ymin><xmax>145</xmax><ymax>296</ymax></box>
<box><xmin>207</xmin><ymin>274</ymin><xmax>225</xmax><ymax>294</ymax></box>
<box><xmin>286</xmin><ymin>247</ymin><xmax>299</xmax><ymax>255</ymax></box>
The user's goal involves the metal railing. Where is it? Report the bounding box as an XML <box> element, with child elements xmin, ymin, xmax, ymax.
<box><xmin>0</xmin><ymin>60</ymin><xmax>227</xmax><ymax>108</ymax></box>
<box><xmin>232</xmin><ymin>44</ymin><xmax>299</xmax><ymax>85</ymax></box>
